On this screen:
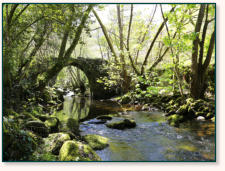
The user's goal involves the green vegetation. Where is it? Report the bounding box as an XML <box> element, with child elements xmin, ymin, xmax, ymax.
<box><xmin>83</xmin><ymin>134</ymin><xmax>109</xmax><ymax>150</ymax></box>
<box><xmin>3</xmin><ymin>4</ymin><xmax>215</xmax><ymax>161</ymax></box>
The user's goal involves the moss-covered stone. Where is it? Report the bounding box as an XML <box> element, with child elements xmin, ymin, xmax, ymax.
<box><xmin>25</xmin><ymin>120</ymin><xmax>49</xmax><ymax>137</ymax></box>
<box><xmin>20</xmin><ymin>111</ymin><xmax>40</xmax><ymax>121</ymax></box>
<box><xmin>106</xmin><ymin>118</ymin><xmax>136</xmax><ymax>130</ymax></box>
<box><xmin>59</xmin><ymin>140</ymin><xmax>101</xmax><ymax>161</ymax></box>
<box><xmin>167</xmin><ymin>114</ymin><xmax>184</xmax><ymax>127</ymax></box>
<box><xmin>176</xmin><ymin>104</ymin><xmax>188</xmax><ymax>115</ymax></box>
<box><xmin>43</xmin><ymin>132</ymin><xmax>70</xmax><ymax>155</ymax></box>
<box><xmin>44</xmin><ymin>117</ymin><xmax>59</xmax><ymax>133</ymax></box>
<box><xmin>84</xmin><ymin>134</ymin><xmax>109</xmax><ymax>150</ymax></box>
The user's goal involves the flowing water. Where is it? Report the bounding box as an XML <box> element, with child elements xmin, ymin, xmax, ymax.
<box><xmin>56</xmin><ymin>95</ymin><xmax>215</xmax><ymax>161</ymax></box>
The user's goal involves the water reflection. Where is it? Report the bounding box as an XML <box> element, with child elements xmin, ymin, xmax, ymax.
<box><xmin>55</xmin><ymin>96</ymin><xmax>215</xmax><ymax>161</ymax></box>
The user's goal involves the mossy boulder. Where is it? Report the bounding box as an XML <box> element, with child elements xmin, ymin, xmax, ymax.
<box><xmin>44</xmin><ymin>117</ymin><xmax>59</xmax><ymax>133</ymax></box>
<box><xmin>167</xmin><ymin>114</ymin><xmax>184</xmax><ymax>127</ymax></box>
<box><xmin>43</xmin><ymin>132</ymin><xmax>71</xmax><ymax>155</ymax></box>
<box><xmin>106</xmin><ymin>118</ymin><xmax>136</xmax><ymax>130</ymax></box>
<box><xmin>176</xmin><ymin>104</ymin><xmax>188</xmax><ymax>115</ymax></box>
<box><xmin>84</xmin><ymin>134</ymin><xmax>109</xmax><ymax>150</ymax></box>
<box><xmin>25</xmin><ymin>120</ymin><xmax>49</xmax><ymax>137</ymax></box>
<box><xmin>59</xmin><ymin>140</ymin><xmax>101</xmax><ymax>161</ymax></box>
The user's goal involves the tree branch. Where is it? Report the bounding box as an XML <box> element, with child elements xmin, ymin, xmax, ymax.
<box><xmin>141</xmin><ymin>6</ymin><xmax>175</xmax><ymax>75</ymax></box>
<box><xmin>92</xmin><ymin>8</ymin><xmax>119</xmax><ymax>64</ymax></box>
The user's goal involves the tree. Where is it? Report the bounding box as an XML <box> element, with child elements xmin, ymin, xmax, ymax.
<box><xmin>190</xmin><ymin>4</ymin><xmax>215</xmax><ymax>99</ymax></box>
<box><xmin>36</xmin><ymin>4</ymin><xmax>94</xmax><ymax>91</ymax></box>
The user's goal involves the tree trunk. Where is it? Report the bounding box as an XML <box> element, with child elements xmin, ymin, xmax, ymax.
<box><xmin>190</xmin><ymin>4</ymin><xmax>215</xmax><ymax>99</ymax></box>
<box><xmin>117</xmin><ymin>5</ymin><xmax>129</xmax><ymax>93</ymax></box>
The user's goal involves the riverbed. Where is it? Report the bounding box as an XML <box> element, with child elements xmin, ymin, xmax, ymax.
<box><xmin>57</xmin><ymin>95</ymin><xmax>215</xmax><ymax>161</ymax></box>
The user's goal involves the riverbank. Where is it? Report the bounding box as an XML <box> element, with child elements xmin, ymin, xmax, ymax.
<box><xmin>113</xmin><ymin>93</ymin><xmax>215</xmax><ymax>127</ymax></box>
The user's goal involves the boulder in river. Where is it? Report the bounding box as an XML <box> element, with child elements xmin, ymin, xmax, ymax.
<box><xmin>96</xmin><ymin>115</ymin><xmax>112</xmax><ymax>120</ymax></box>
<box><xmin>59</xmin><ymin>140</ymin><xmax>101</xmax><ymax>161</ymax></box>
<box><xmin>25</xmin><ymin>120</ymin><xmax>49</xmax><ymax>137</ymax></box>
<box><xmin>83</xmin><ymin>134</ymin><xmax>109</xmax><ymax>150</ymax></box>
<box><xmin>106</xmin><ymin>118</ymin><xmax>136</xmax><ymax>130</ymax></box>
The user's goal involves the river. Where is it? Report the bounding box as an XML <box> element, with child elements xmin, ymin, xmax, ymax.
<box><xmin>56</xmin><ymin>95</ymin><xmax>215</xmax><ymax>161</ymax></box>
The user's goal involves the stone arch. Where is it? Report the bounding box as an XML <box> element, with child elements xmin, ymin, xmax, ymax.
<box><xmin>64</xmin><ymin>57</ymin><xmax>119</xmax><ymax>99</ymax></box>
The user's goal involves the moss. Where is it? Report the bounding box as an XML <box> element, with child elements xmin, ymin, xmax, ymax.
<box><xmin>178</xmin><ymin>144</ymin><xmax>197</xmax><ymax>152</ymax></box>
<box><xmin>22</xmin><ymin>111</ymin><xmax>40</xmax><ymax>121</ymax></box>
<box><xmin>206</xmin><ymin>112</ymin><xmax>214</xmax><ymax>119</ymax></box>
<box><xmin>36</xmin><ymin>152</ymin><xmax>58</xmax><ymax>161</ymax></box>
<box><xmin>106</xmin><ymin>119</ymin><xmax>136</xmax><ymax>130</ymax></box>
<box><xmin>167</xmin><ymin>114</ymin><xmax>184</xmax><ymax>127</ymax></box>
<box><xmin>4</xmin><ymin>109</ymin><xmax>19</xmax><ymax>119</ymax></box>
<box><xmin>176</xmin><ymin>104</ymin><xmax>188</xmax><ymax>115</ymax></box>
<box><xmin>195</xmin><ymin>111</ymin><xmax>205</xmax><ymax>116</ymax></box>
<box><xmin>59</xmin><ymin>140</ymin><xmax>101</xmax><ymax>161</ymax></box>
<box><xmin>25</xmin><ymin>121</ymin><xmax>49</xmax><ymax>138</ymax></box>
<box><xmin>84</xmin><ymin>134</ymin><xmax>109</xmax><ymax>150</ymax></box>
<box><xmin>44</xmin><ymin>117</ymin><xmax>59</xmax><ymax>132</ymax></box>
<box><xmin>43</xmin><ymin>133</ymin><xmax>70</xmax><ymax>155</ymax></box>
<box><xmin>45</xmin><ymin>117</ymin><xmax>58</xmax><ymax>127</ymax></box>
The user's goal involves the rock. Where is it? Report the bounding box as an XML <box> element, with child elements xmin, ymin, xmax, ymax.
<box><xmin>106</xmin><ymin>118</ymin><xmax>136</xmax><ymax>130</ymax></box>
<box><xmin>59</xmin><ymin>140</ymin><xmax>101</xmax><ymax>161</ymax></box>
<box><xmin>25</xmin><ymin>121</ymin><xmax>49</xmax><ymax>137</ymax></box>
<box><xmin>88</xmin><ymin>120</ymin><xmax>107</xmax><ymax>124</ymax></box>
<box><xmin>43</xmin><ymin>132</ymin><xmax>70</xmax><ymax>155</ymax></box>
<box><xmin>167</xmin><ymin>114</ymin><xmax>184</xmax><ymax>127</ymax></box>
<box><xmin>96</xmin><ymin>115</ymin><xmax>112</xmax><ymax>120</ymax></box>
<box><xmin>176</xmin><ymin>104</ymin><xmax>188</xmax><ymax>115</ymax></box>
<box><xmin>196</xmin><ymin>116</ymin><xmax>205</xmax><ymax>121</ymax></box>
<box><xmin>44</xmin><ymin>117</ymin><xmax>59</xmax><ymax>133</ymax></box>
<box><xmin>141</xmin><ymin>104</ymin><xmax>150</xmax><ymax>111</ymax></box>
<box><xmin>83</xmin><ymin>134</ymin><xmax>109</xmax><ymax>150</ymax></box>
<box><xmin>35</xmin><ymin>114</ymin><xmax>50</xmax><ymax>122</ymax></box>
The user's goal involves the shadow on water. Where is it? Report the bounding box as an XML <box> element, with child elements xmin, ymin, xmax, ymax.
<box><xmin>55</xmin><ymin>95</ymin><xmax>215</xmax><ymax>161</ymax></box>
<box><xmin>54</xmin><ymin>95</ymin><xmax>121</xmax><ymax>134</ymax></box>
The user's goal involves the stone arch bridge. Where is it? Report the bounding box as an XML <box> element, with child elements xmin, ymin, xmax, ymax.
<box><xmin>64</xmin><ymin>57</ymin><xmax>120</xmax><ymax>99</ymax></box>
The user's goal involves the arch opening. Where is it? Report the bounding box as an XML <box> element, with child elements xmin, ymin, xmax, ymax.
<box><xmin>50</xmin><ymin>66</ymin><xmax>91</xmax><ymax>97</ymax></box>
